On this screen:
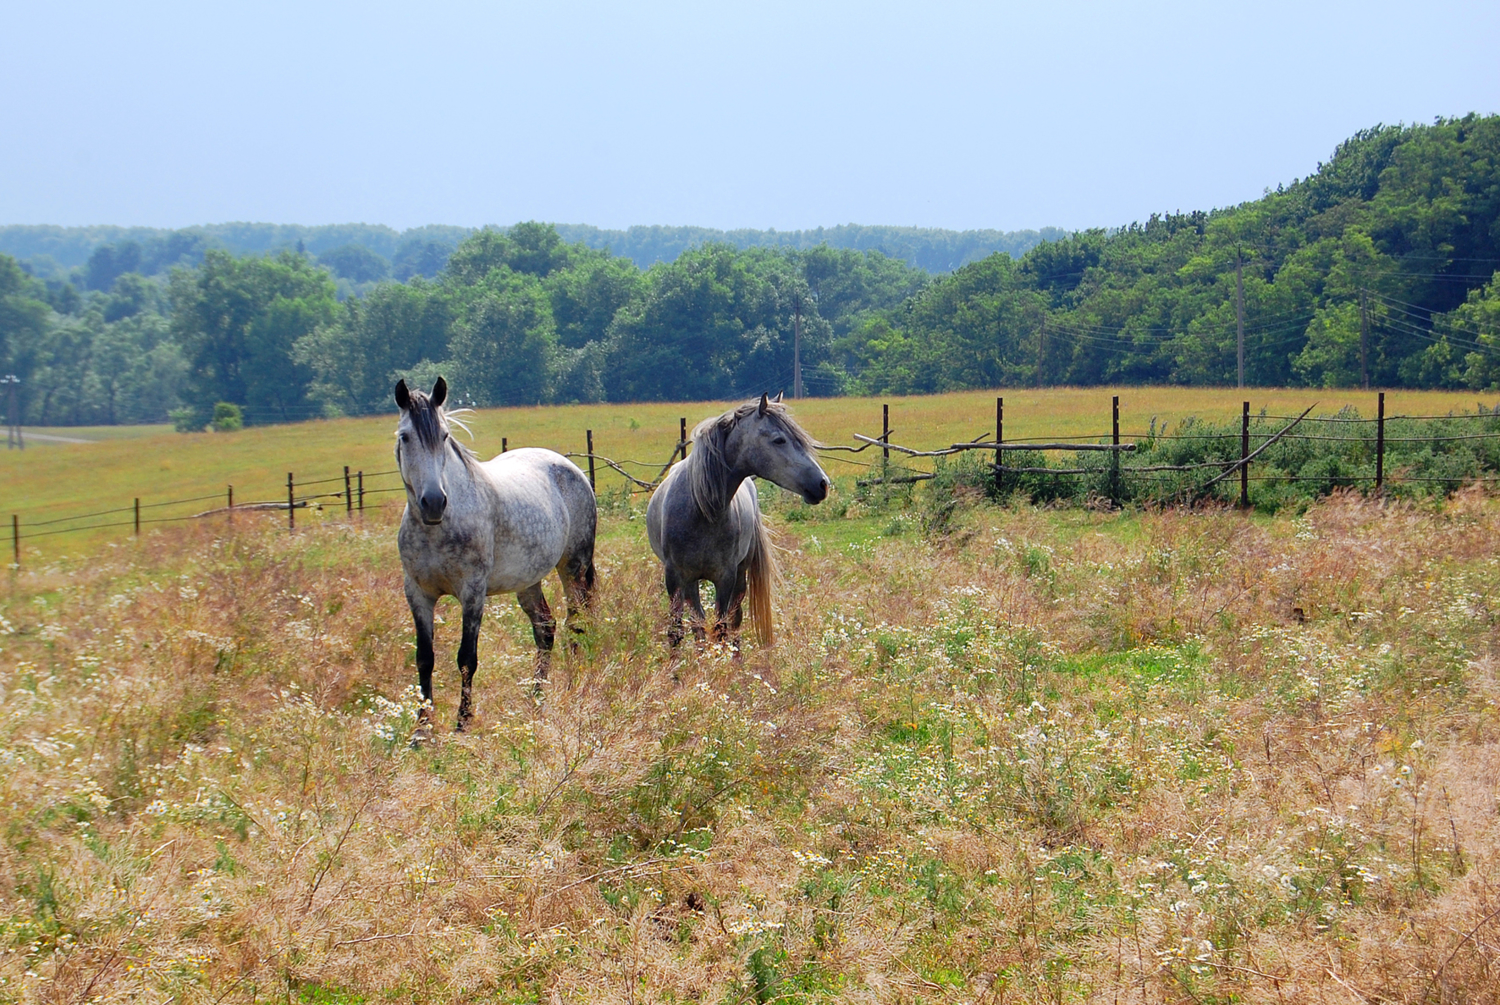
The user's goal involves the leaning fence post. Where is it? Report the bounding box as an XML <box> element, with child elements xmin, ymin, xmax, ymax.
<box><xmin>1375</xmin><ymin>392</ymin><xmax>1385</xmax><ymax>494</ymax></box>
<box><xmin>357</xmin><ymin>471</ymin><xmax>364</xmax><ymax>513</ymax></box>
<box><xmin>586</xmin><ymin>430</ymin><xmax>596</xmax><ymax>490</ymax></box>
<box><xmin>345</xmin><ymin>466</ymin><xmax>352</xmax><ymax>515</ymax></box>
<box><xmin>287</xmin><ymin>472</ymin><xmax>295</xmax><ymax>531</ymax></box>
<box><xmin>1240</xmin><ymin>402</ymin><xmax>1251</xmax><ymax>509</ymax></box>
<box><xmin>11</xmin><ymin>515</ymin><xmax>17</xmax><ymax>567</ymax></box>
<box><xmin>134</xmin><ymin>498</ymin><xmax>140</xmax><ymax>537</ymax></box>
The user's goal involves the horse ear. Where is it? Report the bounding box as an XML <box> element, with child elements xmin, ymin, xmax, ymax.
<box><xmin>394</xmin><ymin>379</ymin><xmax>411</xmax><ymax>411</ymax></box>
<box><xmin>431</xmin><ymin>376</ymin><xmax>447</xmax><ymax>408</ymax></box>
<box><xmin>758</xmin><ymin>392</ymin><xmax>769</xmax><ymax>417</ymax></box>
<box><xmin>773</xmin><ymin>391</ymin><xmax>784</xmax><ymax>404</ymax></box>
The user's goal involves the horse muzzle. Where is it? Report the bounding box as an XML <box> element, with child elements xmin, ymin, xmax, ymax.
<box><xmin>419</xmin><ymin>490</ymin><xmax>448</xmax><ymax>525</ymax></box>
<box><xmin>800</xmin><ymin>476</ymin><xmax>831</xmax><ymax>505</ymax></box>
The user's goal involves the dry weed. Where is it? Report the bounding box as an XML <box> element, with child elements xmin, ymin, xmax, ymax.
<box><xmin>1</xmin><ymin>490</ymin><xmax>1498</xmax><ymax>1003</ymax></box>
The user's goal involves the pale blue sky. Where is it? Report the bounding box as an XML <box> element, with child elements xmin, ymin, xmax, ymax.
<box><xmin>2</xmin><ymin>0</ymin><xmax>1496</xmax><ymax>233</ymax></box>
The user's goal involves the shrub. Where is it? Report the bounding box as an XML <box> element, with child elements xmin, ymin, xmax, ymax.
<box><xmin>210</xmin><ymin>402</ymin><xmax>243</xmax><ymax>432</ymax></box>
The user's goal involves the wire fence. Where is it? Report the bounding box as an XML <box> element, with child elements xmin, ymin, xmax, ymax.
<box><xmin>845</xmin><ymin>393</ymin><xmax>1500</xmax><ymax>509</ymax></box>
<box><xmin>12</xmin><ymin>393</ymin><xmax>1500</xmax><ymax>564</ymax></box>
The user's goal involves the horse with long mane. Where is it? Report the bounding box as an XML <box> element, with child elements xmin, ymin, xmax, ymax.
<box><xmin>647</xmin><ymin>393</ymin><xmax>829</xmax><ymax>649</ymax></box>
<box><xmin>394</xmin><ymin>377</ymin><xmax>596</xmax><ymax>739</ymax></box>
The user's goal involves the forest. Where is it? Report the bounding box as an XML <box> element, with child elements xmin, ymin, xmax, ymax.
<box><xmin>1</xmin><ymin>115</ymin><xmax>1497</xmax><ymax>427</ymax></box>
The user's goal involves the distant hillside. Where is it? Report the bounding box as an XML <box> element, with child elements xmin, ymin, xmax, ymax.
<box><xmin>0</xmin><ymin>223</ymin><xmax>471</xmax><ymax>271</ymax></box>
<box><xmin>0</xmin><ymin>222</ymin><xmax>1063</xmax><ymax>277</ymax></box>
<box><xmin>551</xmin><ymin>224</ymin><xmax>1068</xmax><ymax>272</ymax></box>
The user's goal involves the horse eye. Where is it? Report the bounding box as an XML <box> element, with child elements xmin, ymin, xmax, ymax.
<box><xmin>772</xmin><ymin>436</ymin><xmax>788</xmax><ymax>446</ymax></box>
<box><xmin>399</xmin><ymin>432</ymin><xmax>408</xmax><ymax>443</ymax></box>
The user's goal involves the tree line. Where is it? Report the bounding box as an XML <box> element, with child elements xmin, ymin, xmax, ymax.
<box><xmin>1</xmin><ymin>115</ymin><xmax>1497</xmax><ymax>428</ymax></box>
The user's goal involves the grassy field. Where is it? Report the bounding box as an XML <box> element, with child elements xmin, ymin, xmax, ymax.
<box><xmin>2</xmin><ymin>467</ymin><xmax>1500</xmax><ymax>1001</ymax></box>
<box><xmin>7</xmin><ymin>386</ymin><xmax>1499</xmax><ymax>559</ymax></box>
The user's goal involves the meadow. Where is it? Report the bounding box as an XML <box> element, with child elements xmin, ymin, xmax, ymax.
<box><xmin>5</xmin><ymin>385</ymin><xmax>1499</xmax><ymax>560</ymax></box>
<box><xmin>1</xmin><ymin>390</ymin><xmax>1499</xmax><ymax>1001</ymax></box>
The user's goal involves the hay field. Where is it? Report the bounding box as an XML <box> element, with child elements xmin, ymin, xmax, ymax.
<box><xmin>6</xmin><ymin>386</ymin><xmax>1497</xmax><ymax>559</ymax></box>
<box><xmin>1</xmin><ymin>468</ymin><xmax>1499</xmax><ymax>1002</ymax></box>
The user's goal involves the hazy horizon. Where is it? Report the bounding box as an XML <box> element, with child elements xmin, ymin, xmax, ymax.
<box><xmin>2</xmin><ymin>1</ymin><xmax>1497</xmax><ymax>233</ymax></box>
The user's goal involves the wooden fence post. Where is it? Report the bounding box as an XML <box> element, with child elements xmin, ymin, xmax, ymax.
<box><xmin>1375</xmin><ymin>392</ymin><xmax>1385</xmax><ymax>493</ymax></box>
<box><xmin>882</xmin><ymin>404</ymin><xmax>890</xmax><ymax>464</ymax></box>
<box><xmin>357</xmin><ymin>471</ymin><xmax>364</xmax><ymax>513</ymax></box>
<box><xmin>345</xmin><ymin>466</ymin><xmax>352</xmax><ymax>515</ymax></box>
<box><xmin>227</xmin><ymin>485</ymin><xmax>233</xmax><ymax>525</ymax></box>
<box><xmin>586</xmin><ymin>430</ymin><xmax>596</xmax><ymax>490</ymax></box>
<box><xmin>287</xmin><ymin>472</ymin><xmax>295</xmax><ymax>531</ymax></box>
<box><xmin>134</xmin><ymin>498</ymin><xmax>140</xmax><ymax>537</ymax></box>
<box><xmin>995</xmin><ymin>397</ymin><xmax>1003</xmax><ymax>468</ymax></box>
<box><xmin>11</xmin><ymin>515</ymin><xmax>17</xmax><ymax>567</ymax></box>
<box><xmin>680</xmin><ymin>417</ymin><xmax>688</xmax><ymax>459</ymax></box>
<box><xmin>1110</xmin><ymin>395</ymin><xmax>1121</xmax><ymax>506</ymax></box>
<box><xmin>1240</xmin><ymin>402</ymin><xmax>1251</xmax><ymax>509</ymax></box>
<box><xmin>502</xmin><ymin>437</ymin><xmax>507</xmax><ymax>453</ymax></box>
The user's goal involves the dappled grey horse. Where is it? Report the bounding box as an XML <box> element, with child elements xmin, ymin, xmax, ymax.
<box><xmin>647</xmin><ymin>393</ymin><xmax>830</xmax><ymax>649</ymax></box>
<box><xmin>394</xmin><ymin>378</ymin><xmax>596</xmax><ymax>739</ymax></box>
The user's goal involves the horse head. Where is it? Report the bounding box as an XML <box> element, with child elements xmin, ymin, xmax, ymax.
<box><xmin>395</xmin><ymin>376</ymin><xmax>458</xmax><ymax>525</ymax></box>
<box><xmin>725</xmin><ymin>392</ymin><xmax>830</xmax><ymax>505</ymax></box>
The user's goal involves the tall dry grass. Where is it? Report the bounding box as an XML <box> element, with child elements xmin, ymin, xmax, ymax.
<box><xmin>0</xmin><ymin>488</ymin><xmax>1498</xmax><ymax>1002</ymax></box>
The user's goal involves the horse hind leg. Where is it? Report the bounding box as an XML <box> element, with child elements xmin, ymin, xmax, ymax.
<box><xmin>517</xmin><ymin>583</ymin><xmax>556</xmax><ymax>686</ymax></box>
<box><xmin>558</xmin><ymin>549</ymin><xmax>595</xmax><ymax>652</ymax></box>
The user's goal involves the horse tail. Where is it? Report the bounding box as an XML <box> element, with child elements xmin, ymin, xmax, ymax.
<box><xmin>745</xmin><ymin>511</ymin><xmax>778</xmax><ymax>647</ymax></box>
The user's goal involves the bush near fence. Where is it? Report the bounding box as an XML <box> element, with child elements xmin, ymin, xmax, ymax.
<box><xmin>905</xmin><ymin>406</ymin><xmax>1500</xmax><ymax>513</ymax></box>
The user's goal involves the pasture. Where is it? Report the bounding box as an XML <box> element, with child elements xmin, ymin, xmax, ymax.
<box><xmin>4</xmin><ymin>385</ymin><xmax>1498</xmax><ymax>560</ymax></box>
<box><xmin>1</xmin><ymin>390</ymin><xmax>1499</xmax><ymax>1002</ymax></box>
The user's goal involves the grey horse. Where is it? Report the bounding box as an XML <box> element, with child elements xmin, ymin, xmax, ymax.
<box><xmin>647</xmin><ymin>393</ymin><xmax>829</xmax><ymax>649</ymax></box>
<box><xmin>394</xmin><ymin>377</ymin><xmax>596</xmax><ymax>738</ymax></box>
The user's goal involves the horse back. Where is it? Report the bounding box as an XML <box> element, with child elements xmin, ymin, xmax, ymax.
<box><xmin>457</xmin><ymin>449</ymin><xmax>595</xmax><ymax>593</ymax></box>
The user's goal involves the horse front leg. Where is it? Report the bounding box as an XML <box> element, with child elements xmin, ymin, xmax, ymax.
<box><xmin>665</xmin><ymin>565</ymin><xmax>687</xmax><ymax>648</ymax></box>
<box><xmin>517</xmin><ymin>583</ymin><xmax>556</xmax><ymax>687</ymax></box>
<box><xmin>714</xmin><ymin>567</ymin><xmax>749</xmax><ymax>658</ymax></box>
<box><xmin>405</xmin><ymin>582</ymin><xmax>438</xmax><ymax>746</ymax></box>
<box><xmin>455</xmin><ymin>588</ymin><xmax>486</xmax><ymax>731</ymax></box>
<box><xmin>682</xmin><ymin>579</ymin><xmax>708</xmax><ymax>645</ymax></box>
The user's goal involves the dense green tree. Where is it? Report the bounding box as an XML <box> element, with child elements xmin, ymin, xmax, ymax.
<box><xmin>445</xmin><ymin>268</ymin><xmax>559</xmax><ymax>406</ymax></box>
<box><xmin>318</xmin><ymin>244</ymin><xmax>390</xmax><ymax>283</ymax></box>
<box><xmin>392</xmin><ymin>240</ymin><xmax>454</xmax><ymax>281</ymax></box>
<box><xmin>169</xmin><ymin>250</ymin><xmax>337</xmax><ymax>425</ymax></box>
<box><xmin>0</xmin><ymin>254</ymin><xmax>52</xmax><ymax>416</ymax></box>
<box><xmin>294</xmin><ymin>278</ymin><xmax>455</xmax><ymax>415</ymax></box>
<box><xmin>545</xmin><ymin>251</ymin><xmax>645</xmax><ymax>350</ymax></box>
<box><xmin>603</xmin><ymin>244</ymin><xmax>830</xmax><ymax>402</ymax></box>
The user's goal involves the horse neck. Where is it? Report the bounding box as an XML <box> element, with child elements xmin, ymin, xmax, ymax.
<box><xmin>686</xmin><ymin>443</ymin><xmax>749</xmax><ymax>521</ymax></box>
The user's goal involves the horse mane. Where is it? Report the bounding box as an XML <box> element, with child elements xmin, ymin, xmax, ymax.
<box><xmin>400</xmin><ymin>390</ymin><xmax>477</xmax><ymax>467</ymax></box>
<box><xmin>683</xmin><ymin>399</ymin><xmax>815</xmax><ymax>519</ymax></box>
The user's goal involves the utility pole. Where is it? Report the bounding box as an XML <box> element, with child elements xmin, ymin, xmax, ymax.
<box><xmin>1036</xmin><ymin>316</ymin><xmax>1046</xmax><ymax>387</ymax></box>
<box><xmin>792</xmin><ymin>294</ymin><xmax>803</xmax><ymax>399</ymax></box>
<box><xmin>1359</xmin><ymin>289</ymin><xmax>1370</xmax><ymax>390</ymax></box>
<box><xmin>1235</xmin><ymin>250</ymin><xmax>1246</xmax><ymax>389</ymax></box>
<box><xmin>3</xmin><ymin>375</ymin><xmax>20</xmax><ymax>450</ymax></box>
